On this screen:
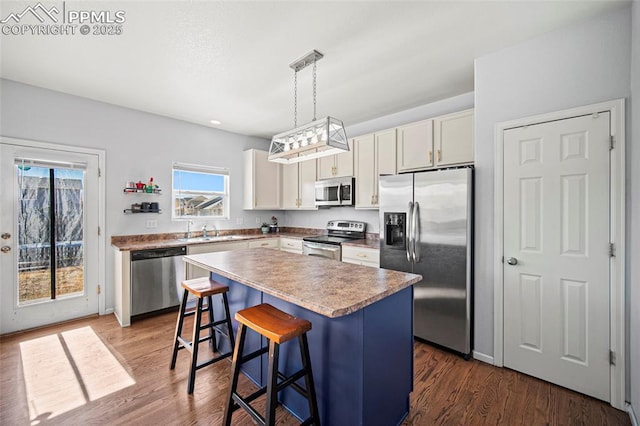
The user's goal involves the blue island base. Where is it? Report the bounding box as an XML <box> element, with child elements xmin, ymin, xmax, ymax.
<box><xmin>210</xmin><ymin>272</ymin><xmax>414</xmax><ymax>426</ymax></box>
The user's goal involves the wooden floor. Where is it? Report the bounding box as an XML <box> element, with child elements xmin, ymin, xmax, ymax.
<box><xmin>0</xmin><ymin>312</ymin><xmax>630</xmax><ymax>426</ymax></box>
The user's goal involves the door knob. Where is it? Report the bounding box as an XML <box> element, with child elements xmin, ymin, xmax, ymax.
<box><xmin>506</xmin><ymin>257</ymin><xmax>518</xmax><ymax>265</ymax></box>
<box><xmin>1</xmin><ymin>246</ymin><xmax>10</xmax><ymax>253</ymax></box>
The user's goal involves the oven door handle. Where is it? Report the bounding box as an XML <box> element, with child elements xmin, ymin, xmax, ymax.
<box><xmin>303</xmin><ymin>241</ymin><xmax>340</xmax><ymax>251</ymax></box>
<box><xmin>406</xmin><ymin>201</ymin><xmax>414</xmax><ymax>262</ymax></box>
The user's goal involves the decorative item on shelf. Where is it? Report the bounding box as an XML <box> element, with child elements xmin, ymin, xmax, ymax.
<box><xmin>261</xmin><ymin>223</ymin><xmax>270</xmax><ymax>234</ymax></box>
<box><xmin>268</xmin><ymin>49</ymin><xmax>349</xmax><ymax>164</ymax></box>
<box><xmin>270</xmin><ymin>216</ymin><xmax>279</xmax><ymax>233</ymax></box>
<box><xmin>123</xmin><ymin>179</ymin><xmax>161</xmax><ymax>193</ymax></box>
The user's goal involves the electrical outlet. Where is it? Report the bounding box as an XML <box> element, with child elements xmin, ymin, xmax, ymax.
<box><xmin>236</xmin><ymin>217</ymin><xmax>244</xmax><ymax>225</ymax></box>
<box><xmin>256</xmin><ymin>217</ymin><xmax>262</xmax><ymax>224</ymax></box>
<box><xmin>145</xmin><ymin>219</ymin><xmax>158</xmax><ymax>228</ymax></box>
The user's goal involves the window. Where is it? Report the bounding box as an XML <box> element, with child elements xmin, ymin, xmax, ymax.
<box><xmin>172</xmin><ymin>162</ymin><xmax>229</xmax><ymax>220</ymax></box>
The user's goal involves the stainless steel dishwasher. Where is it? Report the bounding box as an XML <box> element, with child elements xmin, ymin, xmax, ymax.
<box><xmin>130</xmin><ymin>246</ymin><xmax>186</xmax><ymax>318</ymax></box>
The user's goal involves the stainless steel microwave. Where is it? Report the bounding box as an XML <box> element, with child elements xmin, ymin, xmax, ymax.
<box><xmin>315</xmin><ymin>177</ymin><xmax>355</xmax><ymax>207</ymax></box>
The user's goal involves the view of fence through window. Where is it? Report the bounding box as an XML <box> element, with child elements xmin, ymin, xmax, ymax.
<box><xmin>172</xmin><ymin>165</ymin><xmax>229</xmax><ymax>219</ymax></box>
<box><xmin>17</xmin><ymin>164</ymin><xmax>85</xmax><ymax>304</ymax></box>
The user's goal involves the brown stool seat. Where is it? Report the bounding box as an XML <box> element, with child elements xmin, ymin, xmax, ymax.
<box><xmin>224</xmin><ymin>303</ymin><xmax>320</xmax><ymax>425</ymax></box>
<box><xmin>236</xmin><ymin>303</ymin><xmax>311</xmax><ymax>344</ymax></box>
<box><xmin>170</xmin><ymin>277</ymin><xmax>235</xmax><ymax>394</ymax></box>
<box><xmin>182</xmin><ymin>277</ymin><xmax>229</xmax><ymax>298</ymax></box>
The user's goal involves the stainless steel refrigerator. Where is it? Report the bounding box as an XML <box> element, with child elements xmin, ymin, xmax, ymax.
<box><xmin>379</xmin><ymin>168</ymin><xmax>473</xmax><ymax>357</ymax></box>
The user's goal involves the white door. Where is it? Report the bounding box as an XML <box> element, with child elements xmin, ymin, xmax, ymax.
<box><xmin>503</xmin><ymin>113</ymin><xmax>611</xmax><ymax>401</ymax></box>
<box><xmin>0</xmin><ymin>143</ymin><xmax>100</xmax><ymax>333</ymax></box>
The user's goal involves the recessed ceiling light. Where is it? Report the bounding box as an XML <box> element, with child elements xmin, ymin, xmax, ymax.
<box><xmin>209</xmin><ymin>119</ymin><xmax>221</xmax><ymax>125</ymax></box>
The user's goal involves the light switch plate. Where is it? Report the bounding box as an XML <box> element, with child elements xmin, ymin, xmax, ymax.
<box><xmin>236</xmin><ymin>217</ymin><xmax>244</xmax><ymax>225</ymax></box>
<box><xmin>145</xmin><ymin>219</ymin><xmax>158</xmax><ymax>228</ymax></box>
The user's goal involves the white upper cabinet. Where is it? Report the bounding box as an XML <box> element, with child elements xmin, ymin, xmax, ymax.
<box><xmin>317</xmin><ymin>139</ymin><xmax>354</xmax><ymax>179</ymax></box>
<box><xmin>396</xmin><ymin>119</ymin><xmax>434</xmax><ymax>172</ymax></box>
<box><xmin>282</xmin><ymin>159</ymin><xmax>317</xmax><ymax>210</ymax></box>
<box><xmin>243</xmin><ymin>149</ymin><xmax>281</xmax><ymax>210</ymax></box>
<box><xmin>354</xmin><ymin>129</ymin><xmax>396</xmax><ymax>209</ymax></box>
<box><xmin>433</xmin><ymin>109</ymin><xmax>474</xmax><ymax>167</ymax></box>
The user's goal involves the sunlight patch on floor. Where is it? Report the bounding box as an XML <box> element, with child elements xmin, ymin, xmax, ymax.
<box><xmin>20</xmin><ymin>326</ymin><xmax>135</xmax><ymax>424</ymax></box>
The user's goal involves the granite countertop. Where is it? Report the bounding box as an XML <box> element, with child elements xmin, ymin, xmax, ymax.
<box><xmin>111</xmin><ymin>229</ymin><xmax>380</xmax><ymax>251</ymax></box>
<box><xmin>111</xmin><ymin>232</ymin><xmax>310</xmax><ymax>251</ymax></box>
<box><xmin>184</xmin><ymin>248</ymin><xmax>420</xmax><ymax>318</ymax></box>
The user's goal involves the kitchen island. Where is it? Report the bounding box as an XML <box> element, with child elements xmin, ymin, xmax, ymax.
<box><xmin>184</xmin><ymin>247</ymin><xmax>421</xmax><ymax>426</ymax></box>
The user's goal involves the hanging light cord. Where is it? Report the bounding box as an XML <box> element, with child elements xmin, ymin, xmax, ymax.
<box><xmin>313</xmin><ymin>59</ymin><xmax>317</xmax><ymax>121</ymax></box>
<box><xmin>293</xmin><ymin>69</ymin><xmax>298</xmax><ymax>128</ymax></box>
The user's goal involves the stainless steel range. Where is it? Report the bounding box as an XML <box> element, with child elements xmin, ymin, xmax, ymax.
<box><xmin>303</xmin><ymin>220</ymin><xmax>366</xmax><ymax>261</ymax></box>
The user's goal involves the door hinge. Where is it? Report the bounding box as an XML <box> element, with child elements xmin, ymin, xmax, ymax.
<box><xmin>610</xmin><ymin>350</ymin><xmax>616</xmax><ymax>365</ymax></box>
<box><xmin>98</xmin><ymin>167</ymin><xmax>102</xmax><ymax>177</ymax></box>
<box><xmin>610</xmin><ymin>135</ymin><xmax>614</xmax><ymax>151</ymax></box>
<box><xmin>98</xmin><ymin>226</ymin><xmax>101</xmax><ymax>236</ymax></box>
<box><xmin>97</xmin><ymin>284</ymin><xmax>101</xmax><ymax>295</ymax></box>
<box><xmin>609</xmin><ymin>243</ymin><xmax>615</xmax><ymax>257</ymax></box>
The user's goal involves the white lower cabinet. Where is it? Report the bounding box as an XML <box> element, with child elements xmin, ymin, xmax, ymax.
<box><xmin>341</xmin><ymin>245</ymin><xmax>379</xmax><ymax>268</ymax></box>
<box><xmin>186</xmin><ymin>241</ymin><xmax>249</xmax><ymax>279</ymax></box>
<box><xmin>279</xmin><ymin>237</ymin><xmax>303</xmax><ymax>254</ymax></box>
<box><xmin>248</xmin><ymin>238</ymin><xmax>279</xmax><ymax>249</ymax></box>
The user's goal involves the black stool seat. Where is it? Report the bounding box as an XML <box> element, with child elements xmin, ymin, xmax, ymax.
<box><xmin>223</xmin><ymin>303</ymin><xmax>320</xmax><ymax>426</ymax></box>
<box><xmin>170</xmin><ymin>277</ymin><xmax>235</xmax><ymax>394</ymax></box>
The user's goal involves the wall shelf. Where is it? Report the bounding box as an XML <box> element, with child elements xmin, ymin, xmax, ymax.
<box><xmin>123</xmin><ymin>209</ymin><xmax>162</xmax><ymax>214</ymax></box>
<box><xmin>123</xmin><ymin>188</ymin><xmax>161</xmax><ymax>194</ymax></box>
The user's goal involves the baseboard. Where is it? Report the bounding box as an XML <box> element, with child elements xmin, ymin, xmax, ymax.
<box><xmin>104</xmin><ymin>307</ymin><xmax>114</xmax><ymax>314</ymax></box>
<box><xmin>628</xmin><ymin>403</ymin><xmax>638</xmax><ymax>426</ymax></box>
<box><xmin>473</xmin><ymin>350</ymin><xmax>494</xmax><ymax>365</ymax></box>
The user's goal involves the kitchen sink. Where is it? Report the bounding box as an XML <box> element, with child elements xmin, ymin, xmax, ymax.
<box><xmin>178</xmin><ymin>235</ymin><xmax>246</xmax><ymax>243</ymax></box>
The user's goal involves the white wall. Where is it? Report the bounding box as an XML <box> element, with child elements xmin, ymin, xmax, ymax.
<box><xmin>0</xmin><ymin>79</ymin><xmax>276</xmax><ymax>311</ymax></box>
<box><xmin>284</xmin><ymin>92</ymin><xmax>475</xmax><ymax>233</ymax></box>
<box><xmin>473</xmin><ymin>3</ymin><xmax>632</xmax><ymax>368</ymax></box>
<box><xmin>630</xmin><ymin>0</ymin><xmax>639</xmax><ymax>419</ymax></box>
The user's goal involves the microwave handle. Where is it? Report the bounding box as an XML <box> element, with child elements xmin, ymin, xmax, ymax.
<box><xmin>337</xmin><ymin>183</ymin><xmax>342</xmax><ymax>204</ymax></box>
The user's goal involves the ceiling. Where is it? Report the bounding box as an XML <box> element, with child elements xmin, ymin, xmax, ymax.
<box><xmin>0</xmin><ymin>1</ymin><xmax>628</xmax><ymax>139</ymax></box>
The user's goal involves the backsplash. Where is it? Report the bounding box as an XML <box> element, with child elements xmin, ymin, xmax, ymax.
<box><xmin>283</xmin><ymin>207</ymin><xmax>380</xmax><ymax>234</ymax></box>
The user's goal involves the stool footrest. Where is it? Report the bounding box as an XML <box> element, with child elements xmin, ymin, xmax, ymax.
<box><xmin>200</xmin><ymin>318</ymin><xmax>230</xmax><ymax>331</ymax></box>
<box><xmin>277</xmin><ymin>369</ymin><xmax>309</xmax><ymax>397</ymax></box>
<box><xmin>239</xmin><ymin>346</ymin><xmax>269</xmax><ymax>364</ymax></box>
<box><xmin>196</xmin><ymin>351</ymin><xmax>232</xmax><ymax>370</ymax></box>
<box><xmin>231</xmin><ymin>392</ymin><xmax>266</xmax><ymax>425</ymax></box>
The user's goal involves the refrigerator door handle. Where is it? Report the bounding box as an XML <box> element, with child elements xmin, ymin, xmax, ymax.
<box><xmin>413</xmin><ymin>201</ymin><xmax>420</xmax><ymax>262</ymax></box>
<box><xmin>406</xmin><ymin>201</ymin><xmax>414</xmax><ymax>262</ymax></box>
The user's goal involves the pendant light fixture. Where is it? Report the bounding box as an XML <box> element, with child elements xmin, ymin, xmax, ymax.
<box><xmin>268</xmin><ymin>50</ymin><xmax>349</xmax><ymax>164</ymax></box>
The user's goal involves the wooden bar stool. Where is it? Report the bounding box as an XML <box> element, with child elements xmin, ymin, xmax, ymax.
<box><xmin>170</xmin><ymin>277</ymin><xmax>235</xmax><ymax>394</ymax></box>
<box><xmin>223</xmin><ymin>303</ymin><xmax>320</xmax><ymax>426</ymax></box>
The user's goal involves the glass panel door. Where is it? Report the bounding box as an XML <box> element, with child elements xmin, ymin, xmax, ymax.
<box><xmin>17</xmin><ymin>165</ymin><xmax>85</xmax><ymax>305</ymax></box>
<box><xmin>1</xmin><ymin>142</ymin><xmax>100</xmax><ymax>334</ymax></box>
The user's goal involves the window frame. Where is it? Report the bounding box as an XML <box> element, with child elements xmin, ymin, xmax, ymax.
<box><xmin>171</xmin><ymin>162</ymin><xmax>230</xmax><ymax>221</ymax></box>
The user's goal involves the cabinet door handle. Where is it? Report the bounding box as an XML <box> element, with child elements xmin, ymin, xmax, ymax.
<box><xmin>437</xmin><ymin>149</ymin><xmax>441</xmax><ymax>162</ymax></box>
<box><xmin>428</xmin><ymin>151</ymin><xmax>433</xmax><ymax>162</ymax></box>
<box><xmin>356</xmin><ymin>253</ymin><xmax>367</xmax><ymax>258</ymax></box>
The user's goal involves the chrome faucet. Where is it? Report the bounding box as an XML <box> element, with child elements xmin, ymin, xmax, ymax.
<box><xmin>186</xmin><ymin>220</ymin><xmax>194</xmax><ymax>239</ymax></box>
<box><xmin>202</xmin><ymin>224</ymin><xmax>208</xmax><ymax>238</ymax></box>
